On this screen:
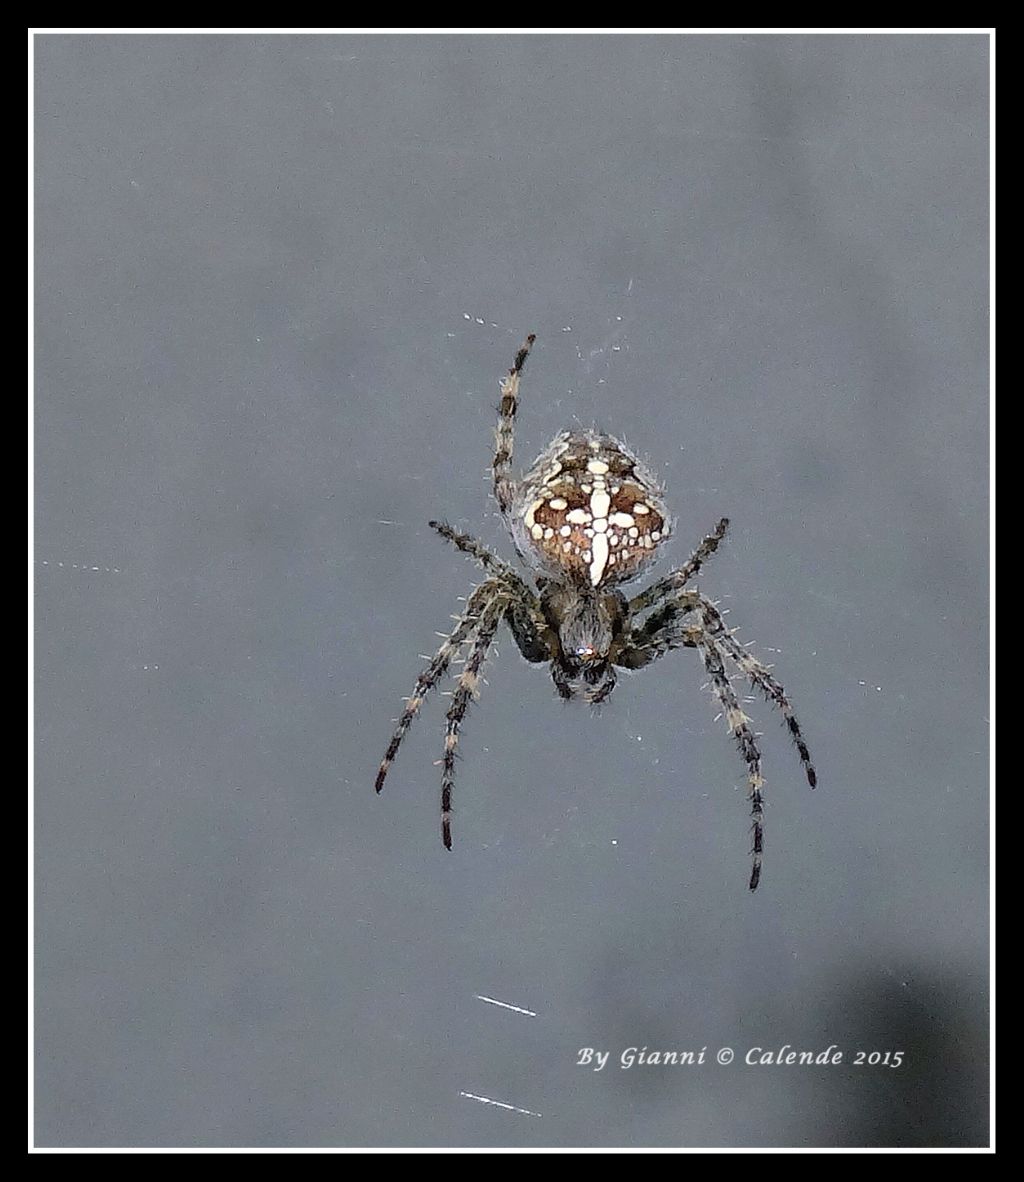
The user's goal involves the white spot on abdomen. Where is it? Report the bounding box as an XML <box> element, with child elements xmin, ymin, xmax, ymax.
<box><xmin>590</xmin><ymin>490</ymin><xmax>610</xmax><ymax>519</ymax></box>
<box><xmin>590</xmin><ymin>533</ymin><xmax>609</xmax><ymax>584</ymax></box>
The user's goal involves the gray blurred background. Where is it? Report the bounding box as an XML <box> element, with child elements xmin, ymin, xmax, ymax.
<box><xmin>34</xmin><ymin>33</ymin><xmax>990</xmax><ymax>1148</ymax></box>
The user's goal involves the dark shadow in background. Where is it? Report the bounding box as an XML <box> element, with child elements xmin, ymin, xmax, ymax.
<box><xmin>806</xmin><ymin>966</ymin><xmax>989</xmax><ymax>1148</ymax></box>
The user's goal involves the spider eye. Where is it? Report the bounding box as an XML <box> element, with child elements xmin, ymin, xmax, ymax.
<box><xmin>574</xmin><ymin>644</ymin><xmax>599</xmax><ymax>662</ymax></box>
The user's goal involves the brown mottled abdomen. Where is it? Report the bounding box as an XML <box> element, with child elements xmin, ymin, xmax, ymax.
<box><xmin>510</xmin><ymin>430</ymin><xmax>672</xmax><ymax>588</ymax></box>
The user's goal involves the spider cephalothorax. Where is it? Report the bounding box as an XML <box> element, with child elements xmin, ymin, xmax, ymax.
<box><xmin>375</xmin><ymin>334</ymin><xmax>816</xmax><ymax>890</ymax></box>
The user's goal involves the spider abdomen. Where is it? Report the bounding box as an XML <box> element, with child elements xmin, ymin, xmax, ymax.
<box><xmin>510</xmin><ymin>430</ymin><xmax>672</xmax><ymax>589</ymax></box>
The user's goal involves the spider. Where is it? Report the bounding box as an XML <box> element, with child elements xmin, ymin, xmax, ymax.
<box><xmin>375</xmin><ymin>334</ymin><xmax>816</xmax><ymax>890</ymax></box>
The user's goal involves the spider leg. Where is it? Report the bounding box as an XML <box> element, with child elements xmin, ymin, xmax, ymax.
<box><xmin>689</xmin><ymin>622</ymin><xmax>767</xmax><ymax>891</ymax></box>
<box><xmin>375</xmin><ymin>580</ymin><xmax>502</xmax><ymax>794</ymax></box>
<box><xmin>550</xmin><ymin>659</ymin><xmax>576</xmax><ymax>701</ymax></box>
<box><xmin>612</xmin><ymin>590</ymin><xmax>767</xmax><ymax>885</ymax></box>
<box><xmin>627</xmin><ymin>517</ymin><xmax>730</xmax><ymax>617</ymax></box>
<box><xmin>612</xmin><ymin>596</ymin><xmax>702</xmax><ymax>669</ymax></box>
<box><xmin>440</xmin><ymin>593</ymin><xmax>508</xmax><ymax>849</ymax></box>
<box><xmin>493</xmin><ymin>333</ymin><xmax>536</xmax><ymax>515</ymax></box>
<box><xmin>505</xmin><ymin>597</ymin><xmax>554</xmax><ymax>664</ymax></box>
<box><xmin>429</xmin><ymin>520</ymin><xmax>552</xmax><ymax>663</ymax></box>
<box><xmin>429</xmin><ymin>519</ymin><xmax>532</xmax><ymax>592</ymax></box>
<box><xmin>696</xmin><ymin>595</ymin><xmax>817</xmax><ymax>790</ymax></box>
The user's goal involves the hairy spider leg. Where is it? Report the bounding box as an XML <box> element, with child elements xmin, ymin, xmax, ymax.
<box><xmin>375</xmin><ymin>580</ymin><xmax>504</xmax><ymax>794</ymax></box>
<box><xmin>493</xmin><ymin>333</ymin><xmax>536</xmax><ymax>515</ymax></box>
<box><xmin>504</xmin><ymin>598</ymin><xmax>552</xmax><ymax>664</ymax></box>
<box><xmin>697</xmin><ymin>597</ymin><xmax>817</xmax><ymax>790</ymax></box>
<box><xmin>611</xmin><ymin>594</ymin><xmax>703</xmax><ymax>669</ymax></box>
<box><xmin>440</xmin><ymin>593</ymin><xmax>508</xmax><ymax>849</ymax></box>
<box><xmin>691</xmin><ymin>625</ymin><xmax>767</xmax><ymax>892</ymax></box>
<box><xmin>429</xmin><ymin>520</ymin><xmax>552</xmax><ymax>665</ymax></box>
<box><xmin>616</xmin><ymin>582</ymin><xmax>815</xmax><ymax>787</ymax></box>
<box><xmin>612</xmin><ymin>582</ymin><xmax>815</xmax><ymax>888</ymax></box>
<box><xmin>627</xmin><ymin>517</ymin><xmax>730</xmax><ymax>618</ymax></box>
<box><xmin>429</xmin><ymin>520</ymin><xmax>533</xmax><ymax>594</ymax></box>
<box><xmin>550</xmin><ymin>658</ymin><xmax>575</xmax><ymax>701</ymax></box>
